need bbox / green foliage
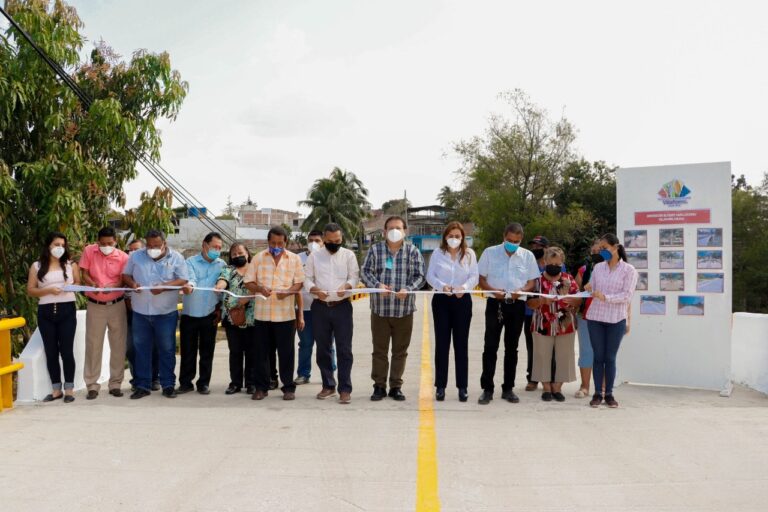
[381,198,411,215]
[299,167,371,244]
[123,187,176,245]
[0,0,187,353]
[731,174,768,312]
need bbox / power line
[0,5,236,244]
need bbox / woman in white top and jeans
[26,232,80,403]
[426,221,479,402]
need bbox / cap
[529,235,550,247]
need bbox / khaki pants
[532,332,576,383]
[85,301,128,391]
[370,312,414,389]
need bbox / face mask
[99,246,115,256]
[599,249,613,262]
[269,246,283,257]
[532,248,545,260]
[446,238,462,249]
[504,241,519,253]
[147,248,162,259]
[50,246,65,259]
[231,255,248,268]
[545,264,562,277]
[325,242,341,254]
[308,242,321,253]
[590,253,604,264]
[387,229,404,243]
[206,249,221,260]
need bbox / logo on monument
[657,179,691,207]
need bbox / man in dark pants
[477,223,540,405]
[244,226,305,401]
[178,232,226,395]
[304,223,360,404]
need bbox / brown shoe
[316,388,337,400]
[283,391,296,401]
[589,394,603,408]
[251,390,267,400]
[525,382,538,391]
[338,392,351,404]
[604,395,619,408]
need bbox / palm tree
[298,167,371,244]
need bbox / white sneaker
[294,376,310,385]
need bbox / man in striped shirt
[361,216,426,401]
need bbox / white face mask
[387,228,404,243]
[50,246,65,259]
[308,242,321,253]
[99,245,115,256]
[446,237,462,249]
[147,248,163,259]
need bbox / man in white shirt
[477,222,540,405]
[304,223,360,404]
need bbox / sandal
[574,388,589,398]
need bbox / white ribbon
[64,285,591,301]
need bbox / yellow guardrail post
[0,317,26,412]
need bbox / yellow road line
[416,296,440,511]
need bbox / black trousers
[432,294,471,389]
[224,322,255,388]
[524,315,535,384]
[37,302,77,388]
[480,298,525,392]
[179,313,218,388]
[253,320,296,393]
[311,300,354,393]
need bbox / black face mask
[231,256,248,268]
[590,253,604,264]
[325,242,341,254]
[545,264,562,277]
[532,248,545,260]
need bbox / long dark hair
[581,239,601,289]
[600,233,627,262]
[37,231,70,282]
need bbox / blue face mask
[504,241,519,253]
[206,249,220,260]
[269,246,283,257]
[599,249,612,262]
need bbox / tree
[451,89,577,250]
[381,198,411,215]
[217,195,238,220]
[731,173,768,312]
[122,187,176,246]
[0,0,187,351]
[298,167,371,248]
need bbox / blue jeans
[296,310,336,379]
[133,311,178,391]
[577,316,594,368]
[587,319,626,396]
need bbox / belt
[316,298,350,307]
[87,295,125,306]
[490,296,519,305]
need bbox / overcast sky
[18,1,768,214]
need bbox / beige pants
[532,332,576,383]
[85,300,128,391]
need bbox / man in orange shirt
[80,227,130,399]
[244,226,305,401]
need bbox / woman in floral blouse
[525,247,579,402]
[216,243,257,395]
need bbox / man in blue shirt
[178,232,226,395]
[122,230,189,399]
[477,223,540,405]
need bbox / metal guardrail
[0,317,26,412]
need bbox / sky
[8,0,768,215]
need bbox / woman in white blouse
[426,222,479,402]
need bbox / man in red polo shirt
[80,226,130,399]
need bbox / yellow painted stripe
[416,296,440,511]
